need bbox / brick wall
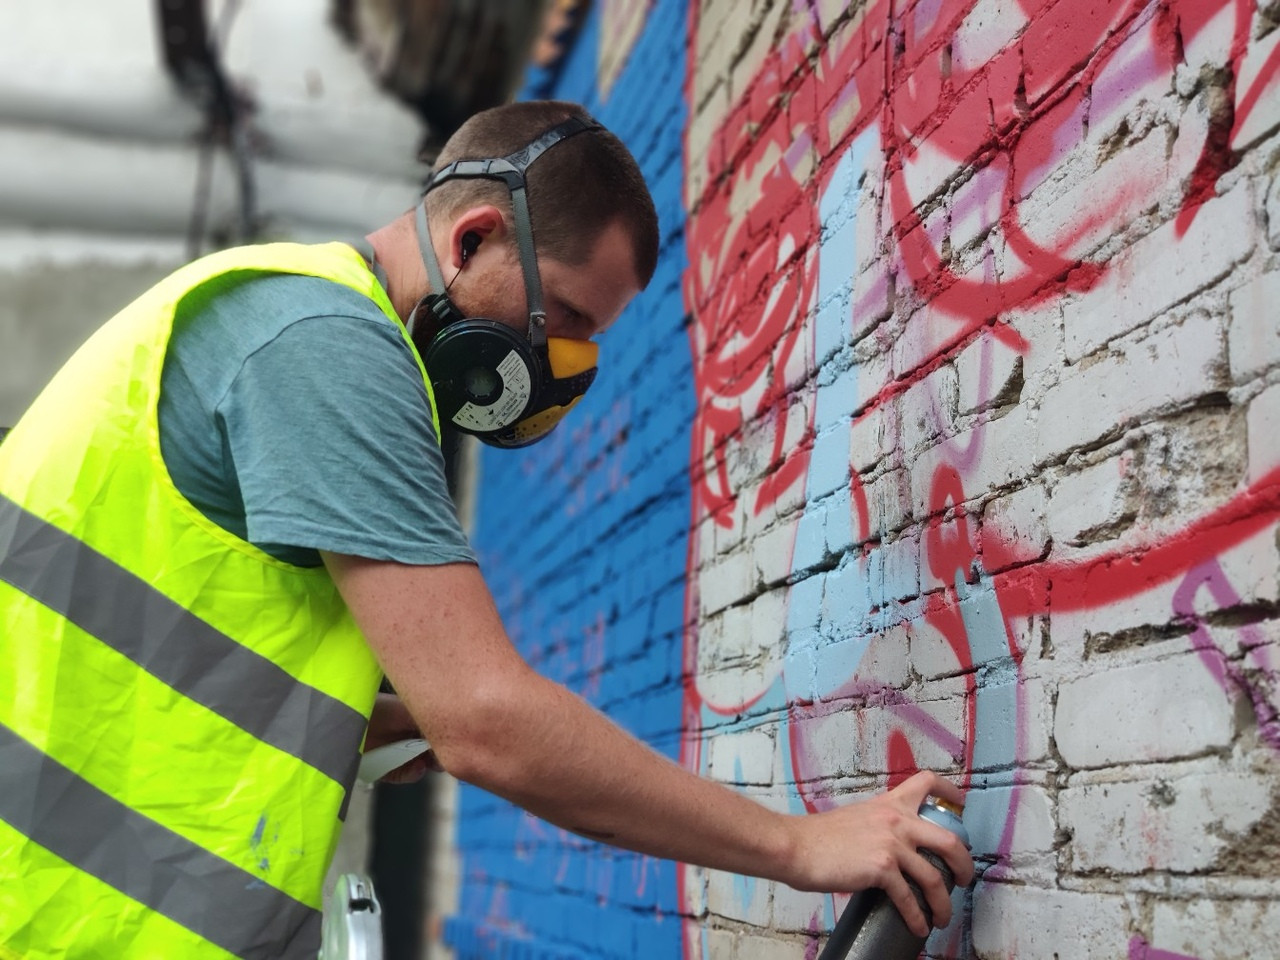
[450,1,1280,957]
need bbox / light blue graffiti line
[954,572,1020,785]
[784,130,879,705]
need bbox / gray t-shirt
[159,270,476,569]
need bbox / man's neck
[366,212,432,322]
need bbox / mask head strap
[417,116,602,349]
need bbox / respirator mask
[409,116,602,449]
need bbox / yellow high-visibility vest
[0,242,438,959]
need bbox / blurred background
[0,0,552,432]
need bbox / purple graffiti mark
[1130,934,1202,960]
[1172,559,1280,750]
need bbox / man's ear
[447,205,508,270]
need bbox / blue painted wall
[446,3,691,957]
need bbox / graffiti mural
[682,0,1280,955]
[450,0,1278,955]
[447,1,692,957]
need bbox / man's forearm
[448,665,800,885]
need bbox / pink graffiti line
[1130,935,1202,960]
[1172,559,1280,750]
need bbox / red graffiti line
[682,0,1273,528]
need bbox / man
[0,100,972,959]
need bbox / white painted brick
[910,407,1039,518]
[1167,71,1216,184]
[683,861,709,921]
[851,341,894,417]
[1085,5,1172,143]
[1151,897,1280,960]
[1037,310,1224,462]
[849,404,891,473]
[767,883,825,935]
[706,728,776,786]
[753,519,798,587]
[861,467,912,541]
[950,0,1027,71]
[856,681,968,774]
[1060,766,1273,874]
[879,530,920,602]
[1023,125,1171,256]
[697,600,784,712]
[1054,653,1235,767]
[1181,2,1235,76]
[852,621,912,690]
[950,153,1008,254]
[1061,185,1254,362]
[1049,572,1187,664]
[1047,448,1139,547]
[749,588,787,659]
[726,0,791,109]
[853,173,883,276]
[898,365,958,455]
[703,925,736,960]
[909,607,968,680]
[1247,381,1280,486]
[1231,23,1280,148]
[1228,270,1280,381]
[899,136,960,217]
[955,330,1022,416]
[794,707,867,778]
[850,258,893,339]
[1268,171,1280,251]
[700,547,756,617]
[893,302,959,389]
[972,884,1130,959]
[1215,525,1280,607]
[980,482,1050,572]
[1005,299,1063,397]
[823,559,871,637]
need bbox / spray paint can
[816,796,970,960]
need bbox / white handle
[357,738,430,784]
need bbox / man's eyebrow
[556,296,598,331]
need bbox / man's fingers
[902,849,953,929]
[380,756,429,785]
[881,871,931,939]
[916,819,975,887]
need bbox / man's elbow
[426,678,541,791]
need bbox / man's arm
[323,554,973,936]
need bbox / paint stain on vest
[250,814,278,872]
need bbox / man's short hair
[426,100,659,288]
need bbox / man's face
[449,218,641,343]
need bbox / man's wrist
[760,810,803,889]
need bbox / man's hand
[363,692,443,784]
[782,771,974,937]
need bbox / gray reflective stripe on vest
[0,722,321,959]
[0,493,365,800]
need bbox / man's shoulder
[175,270,402,363]
[205,270,389,327]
